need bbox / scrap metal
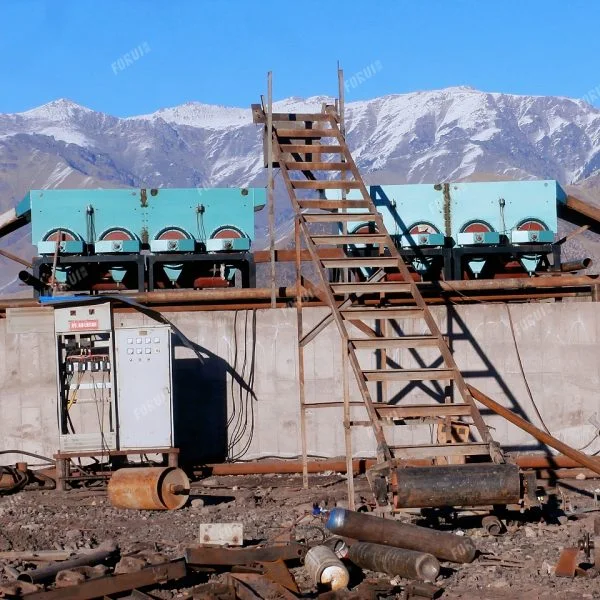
[184,543,307,566]
[20,559,186,600]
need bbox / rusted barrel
[304,545,349,591]
[326,508,476,563]
[107,467,189,510]
[348,542,440,581]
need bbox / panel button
[136,348,142,354]
[145,337,151,344]
[145,348,151,354]
[154,348,160,353]
[153,337,160,343]
[136,338,142,344]
[127,348,134,355]
[127,338,133,344]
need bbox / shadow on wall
[172,311,258,466]
[445,305,547,454]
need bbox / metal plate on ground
[199,522,244,546]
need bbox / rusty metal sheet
[229,573,298,600]
[185,543,307,566]
[555,547,579,577]
[22,559,186,600]
[259,559,299,593]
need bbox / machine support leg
[137,256,146,293]
[55,458,67,492]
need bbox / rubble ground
[1,472,600,598]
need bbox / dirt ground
[1,472,600,598]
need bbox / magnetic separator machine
[0,187,266,296]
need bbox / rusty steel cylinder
[326,508,476,564]
[392,463,521,509]
[107,467,190,510]
[348,542,440,582]
[304,545,349,591]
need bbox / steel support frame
[147,252,255,291]
[451,243,560,280]
[33,254,146,297]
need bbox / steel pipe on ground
[17,542,117,584]
[326,508,476,564]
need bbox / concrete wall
[1,301,599,463]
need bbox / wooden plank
[253,248,344,263]
[350,336,438,349]
[279,144,343,153]
[311,234,387,244]
[390,443,491,458]
[296,199,371,209]
[375,404,472,419]
[276,128,339,138]
[270,112,337,122]
[341,307,424,320]
[286,162,351,170]
[321,256,398,268]
[331,282,412,294]
[291,180,361,189]
[303,212,377,222]
[363,368,455,381]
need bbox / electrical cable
[505,305,552,435]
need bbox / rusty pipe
[325,508,476,564]
[560,258,592,272]
[525,468,599,480]
[482,515,504,536]
[515,455,600,469]
[348,542,440,582]
[392,464,521,508]
[17,541,117,584]
[201,458,379,476]
[468,385,600,477]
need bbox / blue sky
[1,0,599,116]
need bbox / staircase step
[297,199,371,210]
[271,113,336,122]
[350,336,438,349]
[375,403,472,419]
[286,162,351,171]
[363,368,456,382]
[390,443,491,459]
[331,282,412,294]
[311,234,388,245]
[276,128,339,138]
[280,144,343,154]
[292,180,361,190]
[303,212,378,223]
[321,257,398,268]
[341,307,424,320]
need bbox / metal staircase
[252,98,503,505]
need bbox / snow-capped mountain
[1,86,600,293]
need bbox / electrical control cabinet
[114,326,173,449]
[55,303,174,453]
